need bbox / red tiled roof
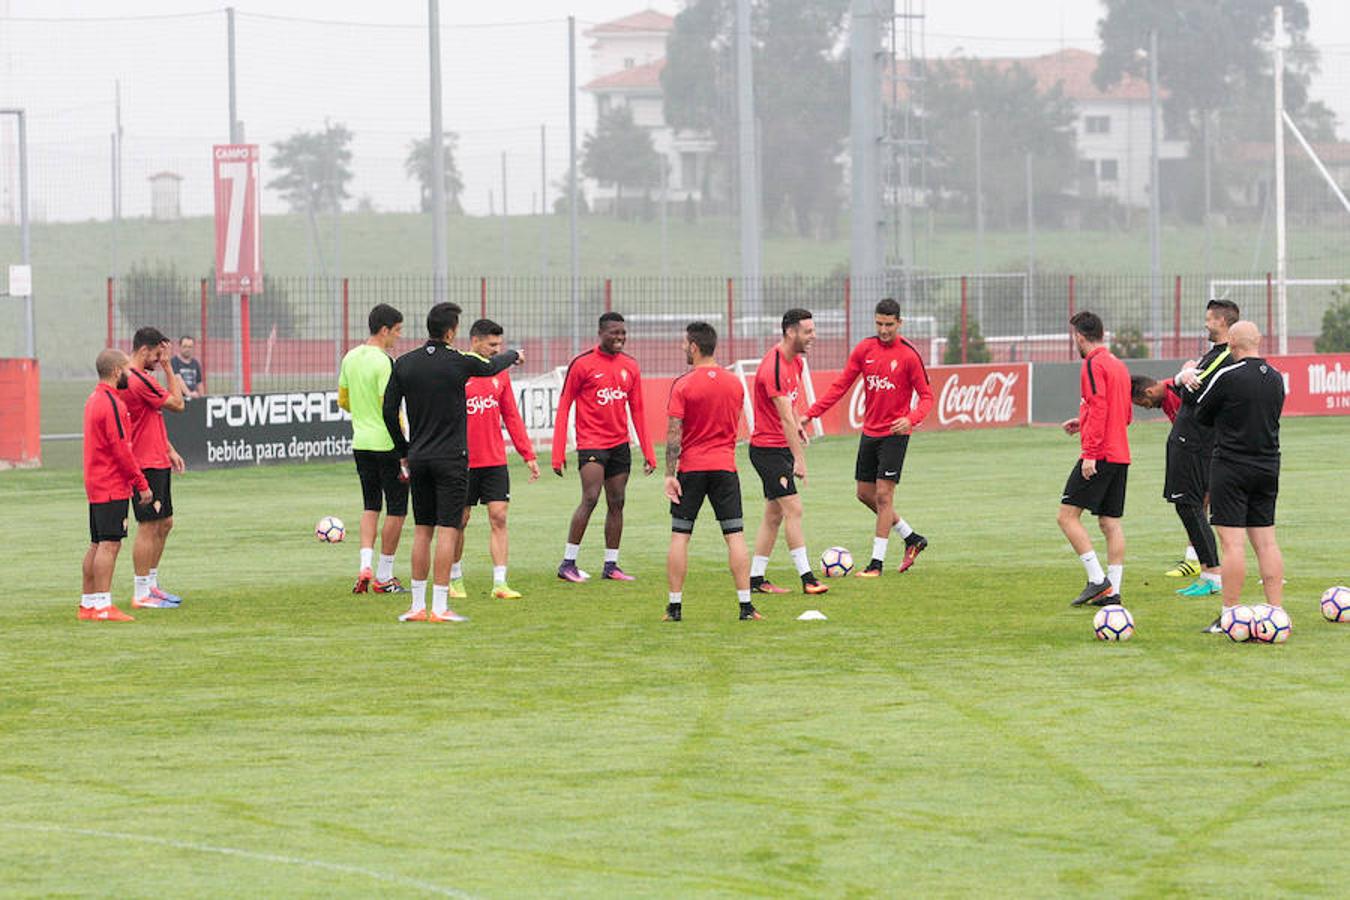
[889,48,1160,104]
[585,57,666,92]
[1231,141,1350,164]
[586,9,675,36]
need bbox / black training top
[382,340,519,462]
[1193,356,1284,469]
[1170,342,1230,452]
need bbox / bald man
[1192,321,1286,633]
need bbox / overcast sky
[3,0,1349,221]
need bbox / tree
[1315,285,1350,353]
[662,0,849,237]
[925,60,1078,227]
[404,135,465,214]
[581,106,660,218]
[267,121,354,215]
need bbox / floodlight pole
[568,15,580,357]
[1273,5,1289,355]
[429,0,448,303]
[735,0,762,325]
[227,7,245,392]
[1147,28,1162,359]
[1,108,33,358]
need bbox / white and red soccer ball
[820,546,853,577]
[315,516,345,543]
[1320,586,1350,623]
[1219,605,1256,643]
[1093,604,1134,641]
[1250,603,1292,644]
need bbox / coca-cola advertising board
[1270,353,1350,416]
[803,362,1032,434]
[212,144,263,295]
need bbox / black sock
[867,558,884,569]
[749,575,764,588]
[904,532,925,547]
[801,571,817,584]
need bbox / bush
[942,316,991,364]
[1314,285,1350,352]
[1111,326,1149,359]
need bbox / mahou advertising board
[1272,354,1350,416]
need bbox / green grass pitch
[2,420,1348,895]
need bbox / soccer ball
[1093,604,1134,641]
[820,546,854,577]
[315,516,345,543]
[1250,604,1292,644]
[1320,586,1350,622]
[1219,605,1256,643]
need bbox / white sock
[432,584,450,615]
[1107,564,1123,596]
[1184,545,1199,562]
[450,562,463,581]
[94,592,112,610]
[750,555,769,578]
[360,547,374,571]
[408,580,427,613]
[893,518,914,539]
[668,591,682,606]
[148,568,159,589]
[80,593,94,608]
[737,589,751,605]
[789,546,811,576]
[376,554,395,582]
[564,542,580,562]
[1080,550,1106,584]
[872,536,889,563]
[1201,571,1222,585]
[134,574,152,600]
[493,565,507,586]
[604,548,619,564]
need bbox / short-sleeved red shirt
[119,366,171,469]
[465,371,536,469]
[750,346,804,448]
[667,365,744,472]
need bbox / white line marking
[0,822,473,898]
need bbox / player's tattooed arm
[665,418,682,477]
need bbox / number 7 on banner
[213,144,263,295]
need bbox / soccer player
[338,303,408,594]
[550,311,656,582]
[1058,311,1132,608]
[1193,321,1285,633]
[663,322,757,621]
[803,297,933,577]
[121,327,186,609]
[747,308,827,595]
[382,302,522,623]
[170,335,206,398]
[81,349,154,621]
[449,319,540,600]
[1160,298,1238,596]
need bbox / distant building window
[1079,159,1097,179]
[1085,115,1111,134]
[624,57,635,69]
[597,95,611,116]
[680,152,698,190]
[1100,159,1119,181]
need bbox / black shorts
[577,443,631,479]
[409,457,469,528]
[1061,460,1129,518]
[749,445,797,499]
[89,499,130,543]
[855,434,910,484]
[670,470,744,534]
[354,449,409,517]
[1163,438,1210,506]
[467,465,511,505]
[133,468,173,522]
[1209,458,1279,528]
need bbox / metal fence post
[240,294,252,393]
[726,278,735,361]
[106,277,115,349]
[1173,275,1181,358]
[1067,274,1076,361]
[200,278,209,373]
[960,275,968,365]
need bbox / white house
[148,171,183,221]
[582,9,715,212]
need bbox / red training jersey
[119,365,172,469]
[1079,345,1132,463]
[84,382,150,503]
[1161,378,1181,423]
[806,336,934,437]
[667,365,744,472]
[550,346,655,470]
[465,371,536,469]
[750,345,805,448]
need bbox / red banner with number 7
[213,144,263,295]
